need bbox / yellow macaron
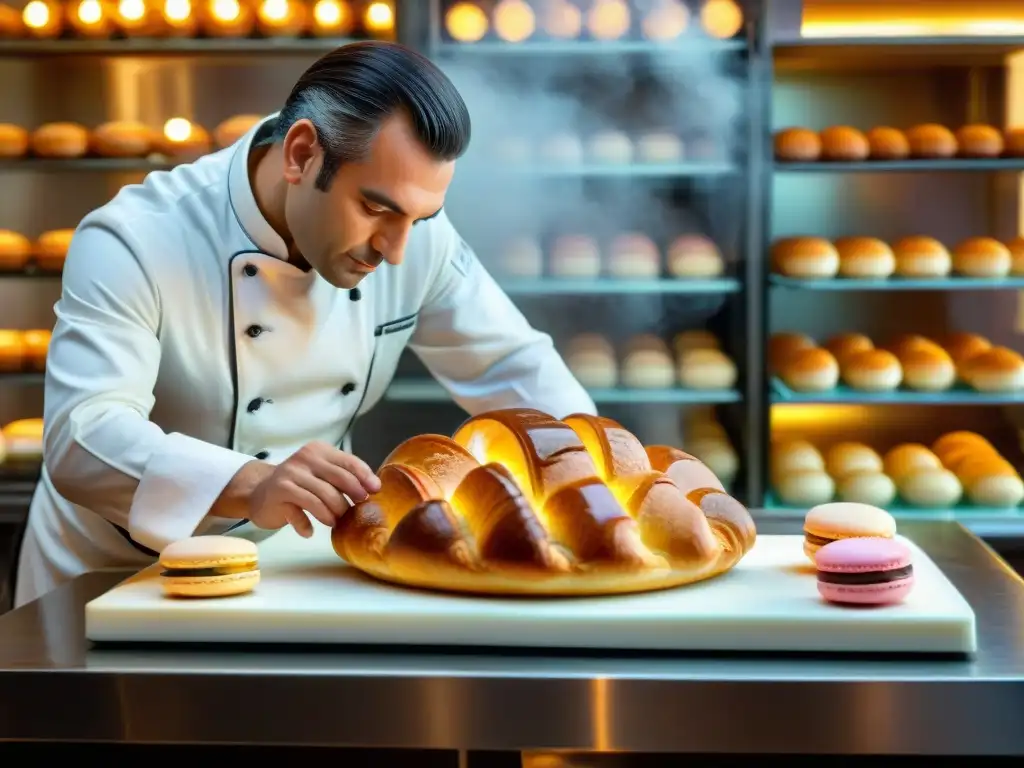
[802,501,897,562]
[159,535,260,598]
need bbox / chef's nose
[372,222,412,267]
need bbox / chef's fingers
[312,459,376,502]
[280,480,335,530]
[325,450,381,493]
[298,472,350,520]
[284,504,314,539]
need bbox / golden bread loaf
[866,127,909,160]
[819,126,869,161]
[955,124,1003,158]
[773,127,821,162]
[331,408,756,596]
[905,124,957,158]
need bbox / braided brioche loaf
[332,408,756,596]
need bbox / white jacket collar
[228,112,290,261]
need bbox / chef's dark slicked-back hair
[273,40,472,191]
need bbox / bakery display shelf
[774,158,1024,173]
[384,379,741,405]
[0,157,177,173]
[761,492,1024,528]
[775,36,1024,49]
[770,378,1023,405]
[0,372,44,384]
[0,36,357,58]
[433,39,747,57]
[0,266,61,278]
[768,274,1024,291]
[504,162,737,178]
[500,277,741,295]
[0,461,41,485]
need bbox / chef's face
[281,114,455,289]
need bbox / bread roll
[623,333,669,355]
[499,236,544,278]
[835,236,895,278]
[771,439,825,478]
[824,333,873,367]
[883,443,942,483]
[866,126,909,160]
[0,230,31,271]
[774,128,821,162]
[636,131,684,163]
[779,347,840,392]
[952,237,1011,278]
[90,121,154,158]
[1006,237,1024,276]
[331,409,756,595]
[677,349,736,390]
[932,431,995,464]
[941,332,991,367]
[567,346,617,389]
[775,470,835,506]
[1006,127,1024,158]
[549,235,601,278]
[824,442,883,480]
[30,122,89,158]
[683,408,727,442]
[622,346,675,389]
[567,332,614,357]
[34,229,73,272]
[0,124,29,159]
[541,133,584,165]
[841,349,902,391]
[667,235,724,278]
[884,333,941,358]
[0,330,25,371]
[2,418,43,462]
[672,330,719,357]
[771,237,839,279]
[769,332,816,373]
[586,130,633,164]
[22,329,50,371]
[157,122,211,158]
[819,126,869,161]
[214,114,263,148]
[955,456,1024,507]
[607,233,660,279]
[955,124,1003,158]
[899,345,956,391]
[905,124,957,158]
[837,471,897,507]
[687,439,739,486]
[960,347,1024,392]
[892,236,951,277]
[897,468,962,508]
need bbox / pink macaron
[814,536,914,606]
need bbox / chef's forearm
[209,459,275,519]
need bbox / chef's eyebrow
[361,188,443,223]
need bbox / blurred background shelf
[384,380,742,405]
[0,373,44,385]
[770,379,1024,405]
[0,158,178,173]
[773,159,1024,173]
[432,39,748,56]
[0,267,61,278]
[500,278,741,296]
[0,37,359,58]
[501,163,738,178]
[769,275,1024,291]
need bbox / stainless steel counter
[1,519,1023,755]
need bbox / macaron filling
[804,531,837,548]
[161,561,258,579]
[816,563,913,585]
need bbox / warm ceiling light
[641,0,688,41]
[164,117,193,142]
[445,1,488,43]
[540,0,582,39]
[211,0,240,21]
[259,0,288,21]
[163,0,190,21]
[586,0,630,41]
[700,0,742,39]
[22,0,50,27]
[118,0,146,21]
[494,0,535,43]
[77,0,103,23]
[363,0,393,31]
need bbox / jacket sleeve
[43,224,253,552]
[409,213,597,419]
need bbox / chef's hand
[247,442,381,538]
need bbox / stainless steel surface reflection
[1,520,1023,754]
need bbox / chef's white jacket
[14,114,595,608]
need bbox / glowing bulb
[540,0,581,39]
[260,0,287,21]
[211,0,239,21]
[164,118,192,142]
[363,1,392,31]
[493,0,535,43]
[586,0,630,41]
[22,0,50,27]
[77,0,103,24]
[118,0,146,20]
[313,0,338,24]
[700,0,742,39]
[164,0,190,21]
[445,1,487,43]
[642,0,688,41]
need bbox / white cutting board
[85,526,977,654]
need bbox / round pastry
[836,471,897,507]
[802,501,897,561]
[635,131,684,163]
[332,410,757,596]
[672,330,719,356]
[883,443,942,482]
[775,470,835,508]
[540,133,584,165]
[824,333,874,367]
[955,124,1003,158]
[824,442,883,480]
[1006,127,1024,158]
[932,430,995,464]
[586,130,633,164]
[499,236,544,278]
[955,457,1024,508]
[779,347,840,392]
[684,408,728,442]
[952,237,1011,278]
[771,439,825,478]
[815,537,914,606]
[2,418,43,462]
[940,443,1001,476]
[1006,237,1024,276]
[157,121,211,158]
[566,344,617,389]
[769,331,816,373]
[0,330,25,372]
[0,124,29,159]
[941,332,991,368]
[841,349,902,392]
[0,229,32,272]
[905,124,957,158]
[607,233,660,279]
[549,235,601,278]
[623,333,669,355]
[898,345,956,392]
[897,468,962,508]
[159,536,260,599]
[819,126,870,161]
[774,127,821,162]
[90,121,154,158]
[866,126,909,160]
[34,229,74,272]
[834,236,895,279]
[891,236,952,278]
[677,349,737,390]
[667,235,724,278]
[687,439,739,487]
[884,333,941,358]
[960,346,1024,392]
[30,122,89,158]
[22,329,50,371]
[771,237,839,279]
[622,347,676,389]
[214,114,264,148]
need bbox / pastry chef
[14,42,595,607]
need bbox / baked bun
[955,124,1003,158]
[565,334,617,389]
[774,127,821,162]
[771,439,826,478]
[769,331,816,373]
[549,235,601,278]
[30,122,89,158]
[779,347,840,392]
[157,122,211,158]
[587,130,633,164]
[636,131,684,163]
[2,418,43,462]
[941,332,991,367]
[499,236,544,278]
[672,330,719,356]
[0,230,32,271]
[0,330,25,372]
[90,121,154,158]
[866,127,909,160]
[819,126,869,161]
[824,442,883,480]
[834,236,895,278]
[953,455,1024,508]
[214,114,263,148]
[892,236,951,277]
[1006,127,1024,158]
[952,237,1011,278]
[897,468,962,508]
[883,333,941,358]
[898,345,956,391]
[677,348,737,390]
[0,124,29,159]
[541,133,584,165]
[774,470,835,507]
[34,229,73,272]
[824,333,873,367]
[960,346,1024,392]
[667,235,724,278]
[331,409,757,596]
[22,329,50,371]
[836,471,897,507]
[622,341,675,389]
[771,237,839,279]
[607,233,660,279]
[1006,237,1024,276]
[841,349,902,391]
[932,430,996,469]
[883,443,942,482]
[905,124,957,158]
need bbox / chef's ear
[281,119,319,184]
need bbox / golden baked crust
[331,408,756,596]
